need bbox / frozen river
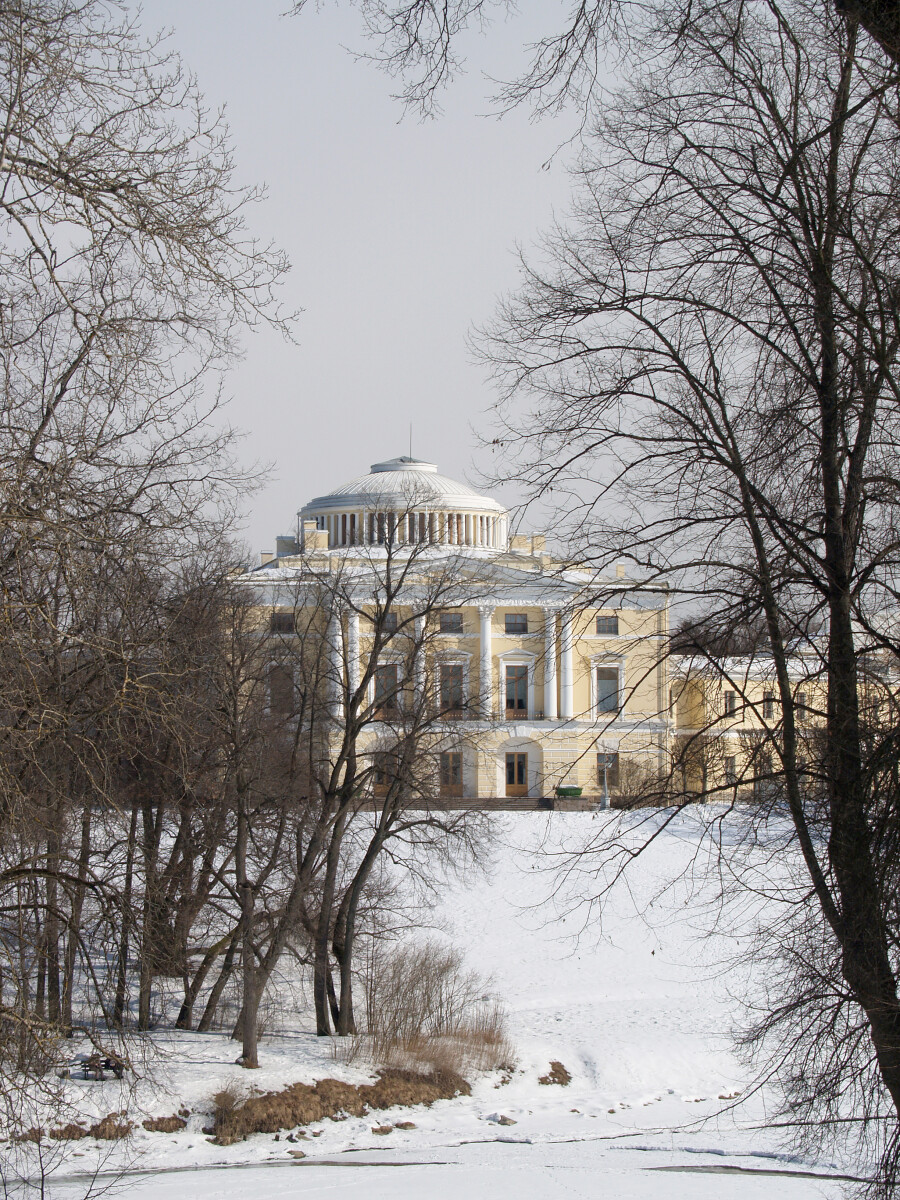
[51,1139,850,1199]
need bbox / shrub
[365,940,516,1075]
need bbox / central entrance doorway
[505,752,528,796]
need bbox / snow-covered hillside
[39,812,855,1198]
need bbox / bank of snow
[29,811,854,1197]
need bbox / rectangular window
[505,665,528,715]
[596,615,619,635]
[596,752,620,790]
[373,751,395,795]
[440,663,465,713]
[505,612,528,635]
[268,664,294,714]
[796,691,808,724]
[374,663,400,711]
[269,612,294,634]
[596,667,620,714]
[724,690,737,716]
[381,611,398,633]
[440,751,462,797]
[725,755,737,783]
[754,751,773,798]
[440,612,463,634]
[762,692,775,719]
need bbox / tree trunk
[45,818,61,1024]
[333,826,390,1036]
[198,929,240,1033]
[313,809,347,1036]
[176,928,236,1031]
[237,973,263,1068]
[61,800,91,1033]
[113,806,139,1029]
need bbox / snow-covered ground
[27,812,857,1198]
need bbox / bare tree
[284,514,490,1041]
[291,0,900,114]
[0,0,288,1166]
[468,0,900,1190]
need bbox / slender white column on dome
[478,605,494,717]
[560,610,574,720]
[544,608,558,721]
[347,609,360,699]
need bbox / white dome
[298,456,507,551]
[301,456,504,515]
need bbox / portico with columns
[251,454,671,802]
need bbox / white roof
[300,456,506,515]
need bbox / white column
[327,609,343,719]
[544,608,558,721]
[413,615,426,702]
[560,610,574,720]
[478,605,494,718]
[347,609,360,698]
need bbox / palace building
[248,455,675,804]
[248,454,824,804]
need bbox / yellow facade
[249,454,827,805]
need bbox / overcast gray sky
[138,1,583,555]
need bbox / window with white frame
[724,689,738,716]
[374,663,400,712]
[440,663,465,713]
[596,667,620,714]
[596,614,619,635]
[505,664,528,715]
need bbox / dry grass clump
[89,1113,133,1140]
[366,941,516,1077]
[209,1068,469,1146]
[141,1114,187,1133]
[538,1061,572,1086]
[48,1123,89,1140]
